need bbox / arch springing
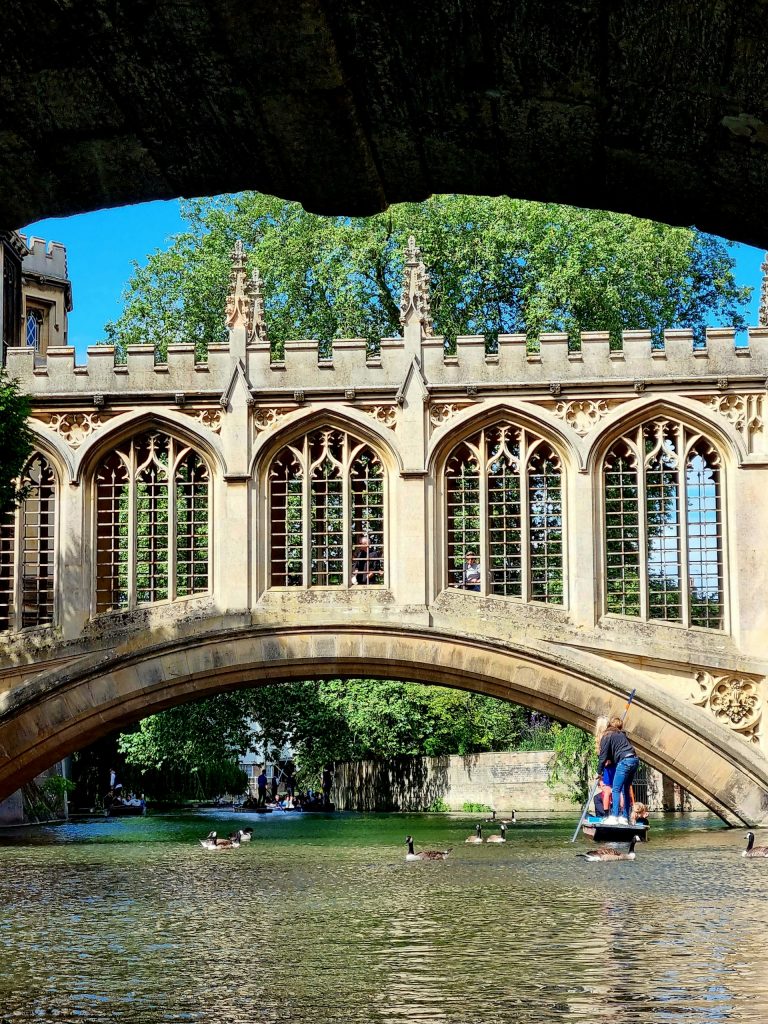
[94,430,210,614]
[269,429,385,588]
[445,423,564,603]
[603,419,724,630]
[0,453,57,632]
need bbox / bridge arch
[1,621,766,825]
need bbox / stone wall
[333,750,570,813]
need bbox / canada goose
[578,835,640,862]
[405,835,452,861]
[742,832,768,857]
[485,809,517,825]
[238,827,253,842]
[486,823,508,844]
[199,830,240,851]
[466,824,484,844]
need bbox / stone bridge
[2,239,768,824]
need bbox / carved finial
[244,267,269,343]
[226,239,248,329]
[760,253,768,327]
[399,234,433,336]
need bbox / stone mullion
[343,434,351,587]
[478,428,489,597]
[637,428,650,621]
[302,436,311,589]
[10,500,21,633]
[678,423,691,629]
[167,441,178,603]
[127,440,137,610]
[520,430,531,604]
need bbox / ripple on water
[0,813,766,1023]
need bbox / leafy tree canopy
[0,371,32,517]
[105,193,750,359]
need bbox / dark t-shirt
[257,773,268,790]
[597,730,636,775]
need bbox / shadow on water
[0,811,765,1023]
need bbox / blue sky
[21,199,767,360]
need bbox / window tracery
[93,430,210,614]
[0,453,57,631]
[269,429,385,588]
[445,423,564,603]
[603,419,724,630]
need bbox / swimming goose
[465,824,484,844]
[486,823,508,844]
[578,835,640,862]
[405,836,452,861]
[199,830,240,851]
[742,832,768,857]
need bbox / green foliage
[104,194,749,361]
[461,801,493,813]
[426,797,450,812]
[546,724,596,805]
[0,371,32,517]
[41,775,76,800]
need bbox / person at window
[596,716,640,824]
[352,534,382,585]
[461,551,481,592]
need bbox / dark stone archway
[4,2,768,245]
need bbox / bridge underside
[5,2,768,245]
[1,620,767,826]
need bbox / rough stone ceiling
[3,1,768,246]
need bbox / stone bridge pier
[1,238,768,824]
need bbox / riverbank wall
[332,750,702,814]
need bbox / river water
[0,810,766,1023]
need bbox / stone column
[568,467,598,629]
[58,477,89,640]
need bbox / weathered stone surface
[5,3,768,243]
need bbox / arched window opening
[269,429,386,588]
[602,420,724,630]
[444,423,565,604]
[0,453,57,632]
[94,430,210,614]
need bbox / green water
[0,811,766,1022]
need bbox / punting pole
[570,688,636,843]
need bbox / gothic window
[269,428,385,588]
[94,430,210,614]
[602,420,724,630]
[444,423,564,603]
[0,453,57,632]
[25,309,42,350]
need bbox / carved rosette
[691,670,763,744]
[253,407,293,435]
[429,403,470,428]
[554,399,609,435]
[181,408,223,434]
[361,405,398,429]
[42,412,106,447]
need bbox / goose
[465,824,484,844]
[199,830,240,851]
[742,832,768,858]
[238,827,254,842]
[578,835,640,862]
[486,823,508,844]
[405,835,452,861]
[485,809,516,825]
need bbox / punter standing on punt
[596,716,639,824]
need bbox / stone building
[0,237,767,825]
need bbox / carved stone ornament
[429,403,470,427]
[691,670,763,744]
[361,404,398,428]
[554,398,609,435]
[633,379,646,394]
[182,408,223,434]
[253,407,293,434]
[399,235,434,336]
[705,393,765,455]
[717,377,729,391]
[549,382,562,397]
[226,239,248,329]
[345,389,356,401]
[43,412,106,447]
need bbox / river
[0,810,765,1022]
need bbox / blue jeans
[611,756,638,817]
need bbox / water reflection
[0,813,766,1022]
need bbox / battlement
[19,235,69,283]
[8,326,768,403]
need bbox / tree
[0,370,32,517]
[104,194,750,360]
